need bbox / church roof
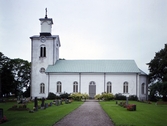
[45,60,141,73]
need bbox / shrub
[70,93,89,101]
[115,93,126,100]
[95,93,114,101]
[129,95,138,101]
[12,104,17,109]
[47,92,56,100]
[82,93,89,101]
[95,94,102,100]
[102,93,114,101]
[60,92,70,99]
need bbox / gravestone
[21,95,23,101]
[34,97,38,111]
[17,96,20,103]
[41,97,45,107]
[59,100,62,105]
[50,102,52,106]
[45,103,48,108]
[56,100,59,106]
[65,99,69,104]
[0,108,3,119]
[17,96,20,101]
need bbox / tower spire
[45,8,48,18]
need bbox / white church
[30,13,148,100]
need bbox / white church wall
[47,73,139,98]
[31,37,58,98]
[106,74,137,96]
[49,73,80,94]
[139,75,148,100]
[80,73,105,95]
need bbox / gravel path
[54,100,114,126]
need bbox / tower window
[123,82,128,93]
[40,83,45,93]
[73,81,78,93]
[40,45,46,57]
[57,81,62,93]
[107,82,112,93]
[40,67,45,73]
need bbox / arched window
[123,82,128,93]
[57,81,62,93]
[40,83,45,93]
[73,81,78,93]
[90,81,95,85]
[107,82,112,93]
[40,67,45,73]
[40,45,46,57]
[142,83,145,94]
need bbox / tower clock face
[40,36,46,42]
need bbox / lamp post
[126,93,129,105]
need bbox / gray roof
[139,69,147,75]
[45,60,141,73]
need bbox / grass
[0,100,83,126]
[99,100,167,126]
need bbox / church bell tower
[30,9,61,98]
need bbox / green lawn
[0,100,83,126]
[99,101,167,126]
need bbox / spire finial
[45,8,48,18]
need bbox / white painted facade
[30,15,148,100]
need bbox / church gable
[45,60,141,73]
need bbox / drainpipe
[104,73,106,92]
[79,73,81,93]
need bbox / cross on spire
[45,8,48,18]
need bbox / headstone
[17,96,20,101]
[45,103,48,108]
[34,97,38,111]
[56,100,59,106]
[59,100,62,105]
[50,102,52,106]
[65,99,69,104]
[0,108,3,119]
[21,95,23,101]
[41,97,45,107]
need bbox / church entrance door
[89,81,96,98]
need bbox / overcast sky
[0,0,167,74]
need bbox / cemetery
[0,94,166,126]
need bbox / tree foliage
[0,52,31,97]
[147,44,167,101]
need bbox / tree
[1,63,15,97]
[0,52,31,97]
[10,58,31,96]
[0,52,13,97]
[147,44,167,101]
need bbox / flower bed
[127,104,136,111]
[157,101,167,105]
[8,104,29,111]
[0,116,7,124]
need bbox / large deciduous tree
[147,44,167,101]
[10,58,31,96]
[0,52,31,97]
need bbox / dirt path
[54,100,114,126]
